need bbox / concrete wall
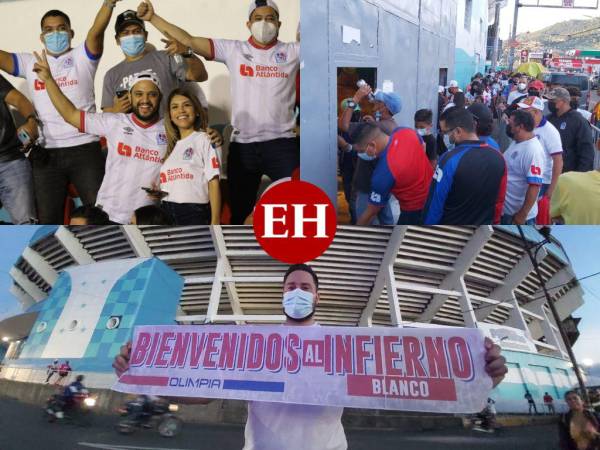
[0,0,300,126]
[453,0,488,89]
[301,0,457,203]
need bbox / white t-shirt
[210,38,299,143]
[80,112,167,224]
[507,90,527,106]
[14,43,100,148]
[577,108,592,122]
[533,118,563,185]
[503,136,545,219]
[244,401,346,450]
[160,131,221,205]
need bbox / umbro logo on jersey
[123,127,134,135]
[242,53,254,61]
[157,133,168,145]
[183,147,194,161]
[240,64,255,77]
[275,52,287,63]
[34,79,46,91]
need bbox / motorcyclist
[60,375,88,416]
[129,394,163,426]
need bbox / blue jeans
[500,214,536,225]
[162,201,210,225]
[355,191,400,225]
[0,158,35,224]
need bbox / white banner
[477,323,537,353]
[113,325,493,413]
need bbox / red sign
[253,180,337,264]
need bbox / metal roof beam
[9,284,35,310]
[56,226,94,265]
[21,246,58,286]
[210,226,244,319]
[122,226,153,257]
[9,267,46,303]
[359,227,408,327]
[419,226,494,323]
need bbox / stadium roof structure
[7,226,584,360]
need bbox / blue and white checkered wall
[16,257,183,373]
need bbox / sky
[0,226,598,364]
[499,0,600,40]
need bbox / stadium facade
[0,225,586,413]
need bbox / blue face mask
[44,31,70,55]
[283,288,315,320]
[443,134,455,151]
[358,152,377,161]
[120,34,146,57]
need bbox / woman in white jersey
[157,88,221,225]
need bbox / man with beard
[136,0,300,225]
[113,264,509,450]
[33,50,167,224]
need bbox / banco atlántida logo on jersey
[35,75,79,91]
[117,142,163,163]
[239,63,290,79]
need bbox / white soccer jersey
[160,131,221,205]
[79,112,167,224]
[503,137,545,220]
[209,37,299,143]
[533,118,563,185]
[14,43,100,148]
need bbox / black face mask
[548,101,558,114]
[528,89,540,97]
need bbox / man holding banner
[113,264,508,450]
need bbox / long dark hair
[164,88,208,158]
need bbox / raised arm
[137,0,213,59]
[0,50,15,75]
[33,51,80,129]
[161,33,208,82]
[86,0,123,57]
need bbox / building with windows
[0,225,586,413]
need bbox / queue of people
[0,0,299,225]
[337,70,600,225]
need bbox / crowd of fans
[338,70,600,225]
[0,0,299,225]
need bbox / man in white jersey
[33,53,167,224]
[136,0,300,224]
[0,2,121,224]
[113,264,509,450]
[517,96,563,199]
[501,110,545,225]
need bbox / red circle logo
[253,180,337,264]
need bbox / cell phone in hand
[142,187,168,199]
[116,89,128,99]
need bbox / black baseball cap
[115,10,145,34]
[467,103,493,125]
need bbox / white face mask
[251,20,278,45]
[416,127,431,137]
[283,288,315,320]
[518,83,527,91]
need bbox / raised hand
[161,32,186,56]
[137,0,155,21]
[32,50,52,82]
[207,127,224,148]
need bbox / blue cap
[373,91,402,115]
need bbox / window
[464,0,472,31]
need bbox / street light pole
[491,1,502,71]
[517,226,590,406]
[507,0,520,71]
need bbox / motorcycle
[470,408,497,434]
[116,397,182,437]
[44,390,96,426]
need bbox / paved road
[0,396,561,450]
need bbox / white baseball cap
[517,96,545,111]
[130,70,162,92]
[249,0,279,18]
[447,80,459,88]
[438,85,445,93]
